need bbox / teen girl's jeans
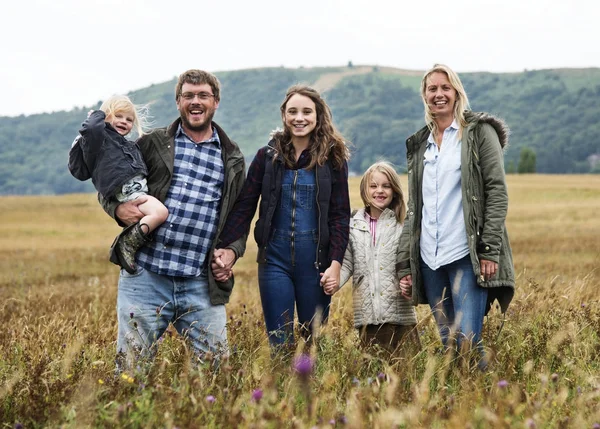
[116,267,228,369]
[420,255,488,351]
[258,168,331,346]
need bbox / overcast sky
[2,0,598,116]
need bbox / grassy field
[1,175,599,428]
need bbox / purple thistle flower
[14,424,23,429]
[497,380,509,388]
[526,418,536,429]
[329,418,336,425]
[252,389,263,402]
[593,424,600,429]
[294,354,314,377]
[551,373,559,383]
[206,395,216,404]
[130,312,134,319]
[377,372,386,380]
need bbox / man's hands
[211,248,237,282]
[115,197,148,226]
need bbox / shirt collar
[176,123,221,147]
[427,118,460,146]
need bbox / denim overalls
[257,168,331,345]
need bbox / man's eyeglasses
[180,92,215,101]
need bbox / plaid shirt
[137,125,224,277]
[219,145,350,263]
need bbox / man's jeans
[116,267,227,368]
[420,255,488,351]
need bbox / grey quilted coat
[340,208,418,328]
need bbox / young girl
[324,162,420,355]
[213,85,351,348]
[68,95,168,274]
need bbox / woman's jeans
[258,168,330,347]
[258,230,330,346]
[420,255,488,352]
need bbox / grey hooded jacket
[397,111,515,314]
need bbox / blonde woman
[398,64,515,369]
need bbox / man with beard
[100,69,246,370]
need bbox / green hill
[1,65,599,195]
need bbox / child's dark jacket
[68,110,147,199]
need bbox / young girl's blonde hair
[359,161,406,223]
[100,94,151,137]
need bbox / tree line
[0,66,598,195]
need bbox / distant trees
[518,147,537,174]
[1,67,600,195]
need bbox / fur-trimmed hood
[464,111,510,149]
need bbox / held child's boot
[109,222,151,274]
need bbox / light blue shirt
[420,119,469,270]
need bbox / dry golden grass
[0,174,599,428]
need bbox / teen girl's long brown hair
[271,85,350,170]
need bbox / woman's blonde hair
[271,85,350,170]
[420,64,470,137]
[100,94,151,137]
[359,161,406,223]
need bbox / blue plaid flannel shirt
[137,125,224,277]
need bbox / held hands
[399,274,412,300]
[321,261,342,296]
[115,196,148,226]
[479,259,498,282]
[211,248,237,282]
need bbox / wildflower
[593,424,600,429]
[206,395,216,404]
[329,418,336,425]
[14,423,23,429]
[98,379,104,385]
[551,373,559,383]
[526,418,536,429]
[352,377,360,386]
[497,380,509,388]
[121,373,134,383]
[294,354,314,377]
[130,312,134,319]
[377,372,386,381]
[339,415,348,424]
[252,389,263,402]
